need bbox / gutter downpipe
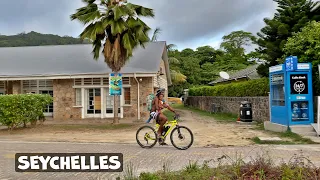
[134,73,140,120]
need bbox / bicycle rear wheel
[136,125,158,148]
[170,126,193,150]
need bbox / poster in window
[109,73,122,95]
[290,74,308,94]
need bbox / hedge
[189,78,269,97]
[0,94,53,130]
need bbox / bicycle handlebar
[173,114,180,120]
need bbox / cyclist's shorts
[150,112,158,120]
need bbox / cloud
[0,0,83,36]
[0,0,277,50]
[130,0,277,49]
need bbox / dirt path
[178,110,274,147]
[0,109,275,147]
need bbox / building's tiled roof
[208,64,260,85]
[0,41,166,77]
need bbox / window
[74,78,82,86]
[123,77,130,85]
[0,81,5,89]
[75,88,82,106]
[124,88,131,105]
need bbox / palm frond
[166,44,177,51]
[126,3,155,17]
[171,70,187,84]
[70,3,100,25]
[151,27,161,42]
[72,1,154,72]
[168,57,180,64]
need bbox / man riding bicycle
[150,88,178,145]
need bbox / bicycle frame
[138,115,193,150]
[155,119,179,138]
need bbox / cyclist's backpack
[147,93,155,111]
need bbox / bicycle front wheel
[136,125,158,148]
[170,126,193,150]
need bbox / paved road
[1,140,320,180]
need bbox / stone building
[0,41,171,121]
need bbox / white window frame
[21,80,54,117]
[75,88,82,106]
[22,80,53,93]
[73,77,130,119]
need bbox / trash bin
[239,101,252,122]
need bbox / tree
[283,21,320,95]
[256,0,320,76]
[166,44,177,51]
[151,27,161,42]
[71,0,154,124]
[150,28,187,84]
[220,30,256,57]
[0,31,89,47]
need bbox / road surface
[1,140,320,180]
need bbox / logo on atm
[293,81,305,93]
[290,74,308,94]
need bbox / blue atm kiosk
[269,56,314,126]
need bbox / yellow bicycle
[136,115,194,150]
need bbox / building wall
[53,79,82,120]
[2,76,165,121]
[153,59,168,101]
[123,77,153,120]
[12,81,21,94]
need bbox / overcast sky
[0,0,278,50]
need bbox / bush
[189,78,269,97]
[137,152,320,180]
[0,94,53,130]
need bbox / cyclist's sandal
[158,137,168,145]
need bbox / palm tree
[151,27,161,42]
[166,44,177,51]
[150,29,186,84]
[71,0,154,124]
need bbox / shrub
[0,94,53,130]
[189,78,269,97]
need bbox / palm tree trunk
[112,72,120,124]
[113,95,119,124]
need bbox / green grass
[170,104,238,122]
[252,137,295,145]
[162,109,176,121]
[252,126,318,145]
[279,130,317,144]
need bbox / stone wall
[123,77,153,120]
[53,79,81,120]
[186,96,320,123]
[185,96,270,122]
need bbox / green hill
[0,31,90,47]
